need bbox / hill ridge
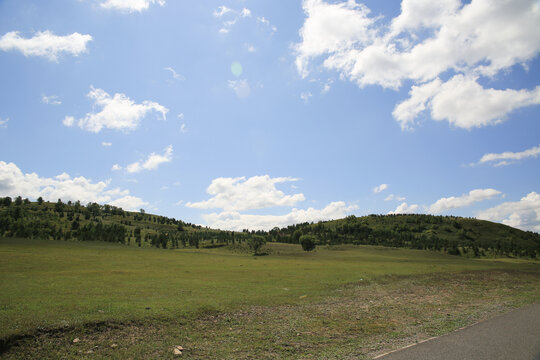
[0,196,538,258]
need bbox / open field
[1,238,539,359]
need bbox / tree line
[0,196,538,258]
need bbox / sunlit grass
[2,238,537,342]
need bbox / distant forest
[0,196,539,258]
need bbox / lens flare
[231,61,243,77]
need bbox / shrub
[247,235,266,255]
[299,234,317,251]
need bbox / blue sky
[0,0,539,231]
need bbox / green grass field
[1,238,539,359]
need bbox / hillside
[0,196,539,258]
[271,214,540,258]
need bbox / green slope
[272,214,540,258]
[0,196,539,258]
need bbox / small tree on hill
[300,234,317,251]
[247,235,266,255]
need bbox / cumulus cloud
[0,31,92,61]
[99,0,165,13]
[202,201,358,231]
[108,195,148,210]
[294,0,540,129]
[41,94,61,105]
[477,192,540,232]
[228,79,251,98]
[476,144,540,167]
[393,76,540,129]
[0,161,147,211]
[111,164,122,171]
[68,86,168,133]
[180,123,187,133]
[102,142,112,147]
[373,183,388,193]
[388,202,419,214]
[124,145,173,173]
[429,188,501,213]
[186,175,305,211]
[0,117,8,128]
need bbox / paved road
[375,303,540,360]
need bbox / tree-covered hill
[0,196,539,258]
[270,214,540,258]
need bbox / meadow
[1,238,539,359]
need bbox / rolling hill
[0,196,538,258]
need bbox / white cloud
[257,17,277,33]
[477,144,540,167]
[99,0,165,13]
[111,164,122,171]
[390,0,461,34]
[202,201,358,231]
[429,188,501,213]
[477,192,540,232]
[177,113,184,120]
[373,183,388,193]
[186,175,306,211]
[213,5,232,17]
[257,17,270,25]
[0,117,8,128]
[240,8,252,18]
[215,6,251,33]
[180,123,187,133]
[41,94,61,105]
[245,43,256,52]
[62,116,74,127]
[294,0,540,129]
[108,195,149,210]
[393,76,540,130]
[300,91,312,103]
[385,194,406,202]
[102,142,112,147]
[124,145,173,173]
[294,0,375,78]
[215,6,275,34]
[0,161,147,211]
[0,31,92,61]
[228,79,251,98]
[164,66,184,81]
[321,79,333,94]
[70,86,168,133]
[388,202,419,214]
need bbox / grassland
[1,238,539,359]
